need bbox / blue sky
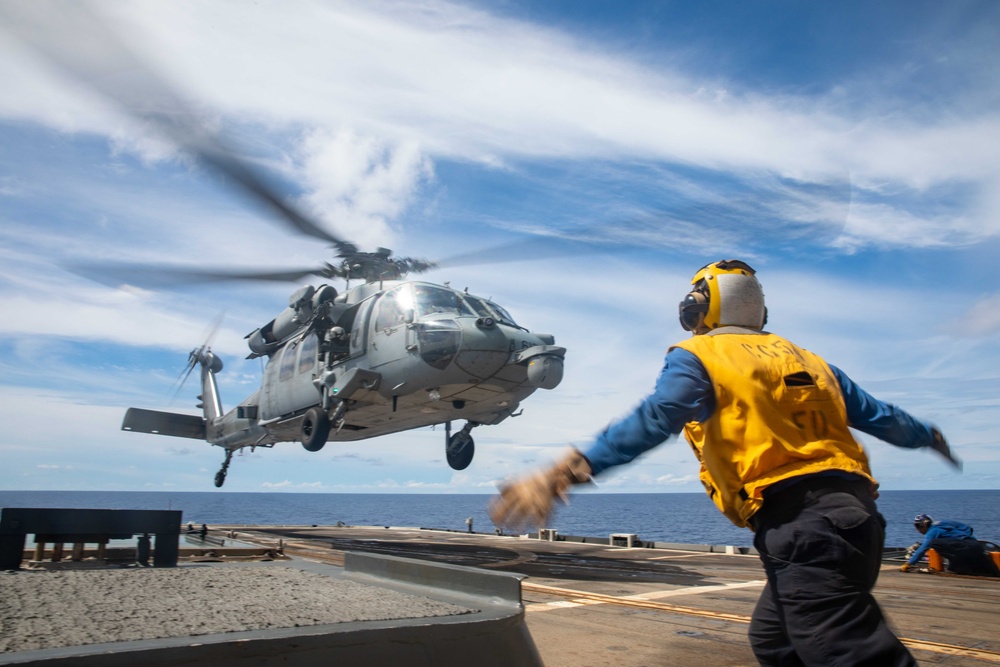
[1,0,998,494]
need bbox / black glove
[930,428,962,470]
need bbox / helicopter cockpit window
[297,333,318,374]
[462,295,494,319]
[486,300,519,328]
[413,285,474,319]
[374,285,414,331]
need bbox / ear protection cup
[678,289,709,331]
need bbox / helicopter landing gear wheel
[445,421,477,470]
[446,434,475,470]
[301,406,330,452]
[215,450,233,488]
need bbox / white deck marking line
[525,581,765,613]
[626,580,766,600]
[525,599,602,613]
[647,552,721,560]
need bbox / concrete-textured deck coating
[0,563,473,654]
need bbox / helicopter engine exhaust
[246,285,339,358]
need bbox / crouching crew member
[904,514,999,577]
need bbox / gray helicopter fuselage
[122,279,565,486]
[216,280,564,446]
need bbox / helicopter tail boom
[198,351,224,424]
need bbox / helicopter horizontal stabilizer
[122,408,207,440]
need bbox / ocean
[1,489,998,549]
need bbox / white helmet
[678,259,767,332]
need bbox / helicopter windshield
[486,300,518,327]
[412,284,474,319]
[462,295,493,319]
[373,284,475,330]
[464,294,520,328]
[374,285,413,330]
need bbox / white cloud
[2,0,997,251]
[298,127,433,249]
[964,293,1000,337]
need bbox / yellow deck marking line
[525,580,765,613]
[522,582,1000,662]
[523,582,750,622]
[900,638,1000,662]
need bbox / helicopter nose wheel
[301,406,331,452]
[445,421,477,470]
[214,450,234,488]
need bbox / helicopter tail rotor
[170,312,225,406]
[169,352,200,406]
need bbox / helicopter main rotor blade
[2,2,356,255]
[69,262,344,288]
[180,142,357,256]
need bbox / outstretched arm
[583,348,713,475]
[489,348,713,531]
[829,365,961,469]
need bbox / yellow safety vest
[671,327,876,528]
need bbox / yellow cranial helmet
[678,259,767,332]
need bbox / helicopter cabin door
[261,333,322,418]
[368,285,417,389]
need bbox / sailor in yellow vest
[490,259,960,667]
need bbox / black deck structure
[0,507,182,569]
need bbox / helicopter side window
[374,286,414,331]
[297,334,318,374]
[279,341,298,381]
[413,285,474,318]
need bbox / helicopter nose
[451,320,510,379]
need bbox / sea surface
[1,489,998,549]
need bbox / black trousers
[748,476,915,667]
[928,538,1000,577]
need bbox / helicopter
[0,3,570,487]
[122,246,566,487]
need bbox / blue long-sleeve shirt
[907,520,976,565]
[582,347,937,477]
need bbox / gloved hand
[930,428,962,470]
[900,563,911,572]
[489,448,593,531]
